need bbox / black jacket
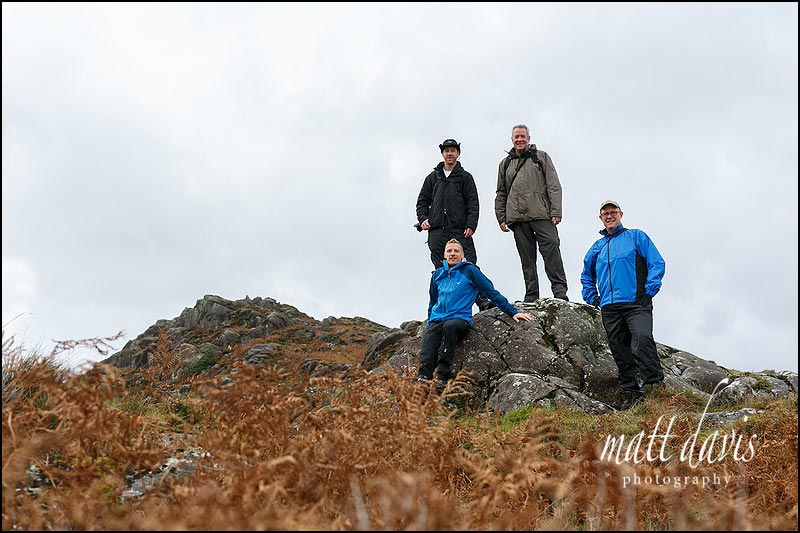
[416,162,479,231]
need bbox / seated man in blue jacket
[418,239,532,387]
[581,200,666,410]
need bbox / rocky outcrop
[102,295,391,381]
[712,373,796,406]
[371,298,798,414]
[103,294,797,416]
[102,295,310,370]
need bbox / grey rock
[776,371,798,394]
[661,349,730,394]
[400,320,423,335]
[164,327,188,343]
[702,407,763,426]
[361,328,407,370]
[176,343,200,364]
[265,312,292,332]
[247,326,266,339]
[755,374,790,396]
[198,343,222,358]
[242,309,266,327]
[488,373,613,415]
[300,359,351,377]
[712,377,758,405]
[175,295,237,329]
[373,299,759,414]
[244,343,281,364]
[699,407,764,426]
[217,329,241,348]
[488,373,557,413]
[121,451,206,501]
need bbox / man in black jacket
[416,139,493,311]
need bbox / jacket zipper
[441,268,453,314]
[605,235,615,304]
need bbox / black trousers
[510,219,568,301]
[418,319,470,381]
[601,301,664,395]
[427,227,477,267]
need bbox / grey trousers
[510,219,568,301]
[601,301,665,395]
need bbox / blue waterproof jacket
[428,261,518,324]
[581,225,665,308]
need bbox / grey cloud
[2,3,796,372]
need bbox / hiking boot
[625,394,645,408]
[611,392,645,411]
[435,378,448,394]
[554,294,569,302]
[476,296,495,311]
[644,380,666,394]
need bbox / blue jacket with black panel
[428,260,518,324]
[581,225,666,308]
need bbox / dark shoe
[476,294,496,311]
[477,299,495,311]
[643,380,667,394]
[626,394,645,408]
[611,392,645,411]
[435,378,448,394]
[554,294,569,302]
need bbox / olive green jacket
[494,146,563,224]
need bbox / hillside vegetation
[2,329,797,530]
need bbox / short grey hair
[511,124,530,137]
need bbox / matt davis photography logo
[599,378,758,489]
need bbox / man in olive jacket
[494,124,569,302]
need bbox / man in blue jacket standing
[581,200,666,409]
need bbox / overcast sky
[3,3,797,373]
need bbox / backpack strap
[503,156,526,194]
[530,145,546,177]
[502,144,546,193]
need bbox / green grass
[499,406,535,431]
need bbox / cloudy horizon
[3,3,797,373]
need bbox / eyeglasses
[600,210,620,218]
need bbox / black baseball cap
[439,139,461,152]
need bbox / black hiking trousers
[427,227,477,267]
[601,301,664,395]
[510,219,568,301]
[418,319,470,381]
